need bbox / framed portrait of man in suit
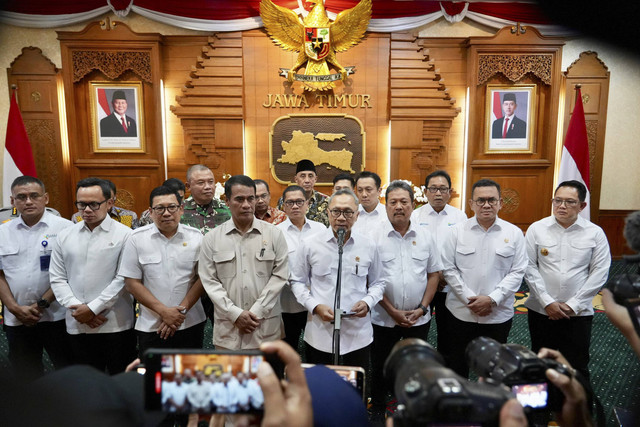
[485,85,536,153]
[90,81,145,153]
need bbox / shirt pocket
[411,249,430,276]
[212,251,237,279]
[0,242,19,270]
[495,245,516,270]
[139,253,163,279]
[569,240,596,267]
[255,250,275,278]
[312,263,332,280]
[455,245,477,269]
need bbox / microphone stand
[332,228,346,365]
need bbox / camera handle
[332,229,346,365]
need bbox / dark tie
[502,117,510,138]
[121,117,128,133]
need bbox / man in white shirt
[525,180,611,381]
[352,171,387,234]
[290,188,386,369]
[277,185,326,352]
[199,175,288,350]
[411,170,467,360]
[370,180,442,410]
[187,371,212,413]
[332,173,355,193]
[0,176,73,380]
[120,185,206,356]
[441,179,527,377]
[50,177,135,374]
[165,373,190,413]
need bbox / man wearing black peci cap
[100,90,138,138]
[491,92,526,139]
[277,159,329,226]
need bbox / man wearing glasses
[290,188,386,370]
[440,178,527,377]
[411,170,467,360]
[50,177,136,374]
[276,185,326,351]
[119,186,206,356]
[524,180,610,381]
[0,176,73,380]
[253,179,287,225]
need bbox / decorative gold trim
[269,113,365,185]
[478,54,552,85]
[484,84,537,154]
[89,81,146,153]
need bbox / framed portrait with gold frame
[485,84,536,154]
[89,81,145,153]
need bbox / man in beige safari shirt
[198,175,288,349]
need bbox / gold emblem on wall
[270,114,365,184]
[260,0,371,91]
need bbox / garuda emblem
[260,0,372,91]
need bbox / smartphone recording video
[144,349,282,414]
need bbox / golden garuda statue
[260,0,372,91]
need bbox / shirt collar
[82,214,113,232]
[550,214,586,230]
[425,203,453,216]
[16,210,50,229]
[151,222,184,239]
[469,215,502,231]
[225,217,261,235]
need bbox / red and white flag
[558,88,590,220]
[3,90,37,205]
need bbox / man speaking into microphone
[290,189,387,370]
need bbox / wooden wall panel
[598,210,636,260]
[7,47,72,218]
[58,21,165,217]
[465,27,564,227]
[242,31,390,198]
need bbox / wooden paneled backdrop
[7,19,627,252]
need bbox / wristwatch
[417,304,429,316]
[37,298,50,309]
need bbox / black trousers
[4,319,73,381]
[137,321,206,358]
[444,314,512,378]
[371,322,431,406]
[528,310,593,382]
[282,311,307,354]
[69,329,137,375]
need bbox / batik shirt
[180,196,231,234]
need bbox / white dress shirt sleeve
[441,224,476,303]
[289,242,318,313]
[524,226,556,308]
[565,228,611,314]
[49,232,83,308]
[362,244,385,310]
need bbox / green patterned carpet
[1,261,638,426]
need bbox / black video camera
[466,337,571,412]
[384,338,512,427]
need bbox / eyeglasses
[152,204,181,214]
[551,198,579,207]
[426,187,450,194]
[329,209,355,219]
[284,199,305,207]
[14,192,44,202]
[473,198,499,206]
[75,200,108,211]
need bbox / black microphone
[337,228,346,247]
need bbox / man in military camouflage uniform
[277,159,329,227]
[71,179,138,229]
[138,178,186,227]
[180,165,231,324]
[180,165,231,234]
